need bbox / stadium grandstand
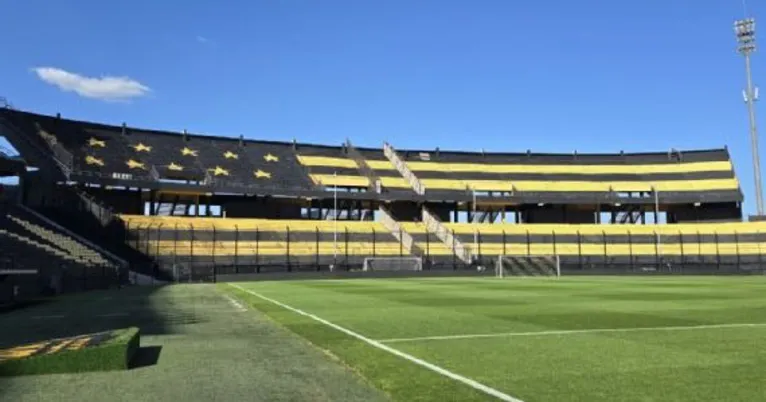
[0,105,761,286]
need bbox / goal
[496,255,560,278]
[362,257,423,272]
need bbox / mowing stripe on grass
[228,283,524,402]
[378,322,766,343]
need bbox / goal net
[362,257,423,272]
[496,255,560,278]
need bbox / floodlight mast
[735,18,764,216]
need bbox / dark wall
[521,205,595,224]
[424,202,452,221]
[668,202,742,223]
[224,197,302,219]
[85,188,144,214]
[386,201,421,221]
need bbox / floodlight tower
[735,18,764,215]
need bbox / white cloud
[31,67,150,101]
[196,35,210,44]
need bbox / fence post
[502,230,507,256]
[552,230,557,261]
[715,231,721,271]
[526,230,531,257]
[653,230,659,271]
[452,229,457,270]
[345,227,349,271]
[628,230,634,272]
[601,230,608,271]
[212,226,217,279]
[759,230,763,272]
[577,230,583,270]
[315,227,320,271]
[286,226,291,272]
[697,230,702,270]
[173,223,179,270]
[255,228,260,274]
[678,230,684,274]
[234,225,239,274]
[190,224,195,277]
[735,231,741,271]
[156,224,163,266]
[477,231,483,266]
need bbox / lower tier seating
[0,206,120,301]
[122,215,766,274]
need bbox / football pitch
[223,276,766,402]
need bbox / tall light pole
[735,18,764,215]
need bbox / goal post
[496,255,561,278]
[362,257,423,272]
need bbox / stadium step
[383,142,425,195]
[421,207,472,265]
[378,205,422,257]
[345,139,382,193]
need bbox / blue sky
[0,0,764,212]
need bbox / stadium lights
[735,18,764,215]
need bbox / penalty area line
[227,283,523,402]
[378,322,766,344]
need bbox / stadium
[2,104,766,401]
[2,6,766,402]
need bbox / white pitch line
[378,322,766,343]
[228,283,522,402]
[222,293,247,312]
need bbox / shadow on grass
[129,346,162,370]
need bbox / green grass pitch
[223,276,766,402]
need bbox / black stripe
[305,165,734,181]
[295,144,730,165]
[399,149,731,165]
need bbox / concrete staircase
[421,207,472,265]
[383,142,425,195]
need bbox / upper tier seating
[297,146,742,202]
[0,110,315,191]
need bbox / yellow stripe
[46,339,75,355]
[309,174,740,192]
[297,155,733,175]
[142,240,766,257]
[65,337,92,351]
[121,215,766,235]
